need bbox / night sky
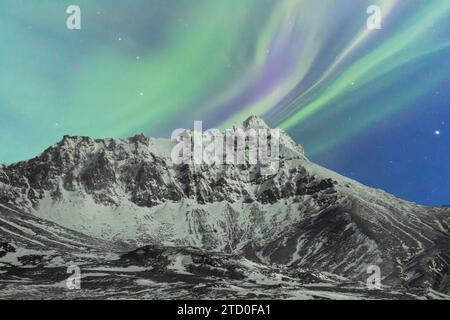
[0,0,449,206]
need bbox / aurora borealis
[0,0,449,205]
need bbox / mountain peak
[239,115,269,129]
[130,133,148,144]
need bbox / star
[434,130,441,135]
[118,37,122,41]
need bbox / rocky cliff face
[0,116,449,299]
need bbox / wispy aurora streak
[0,1,449,205]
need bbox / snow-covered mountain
[0,116,449,299]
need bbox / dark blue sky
[311,79,450,207]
